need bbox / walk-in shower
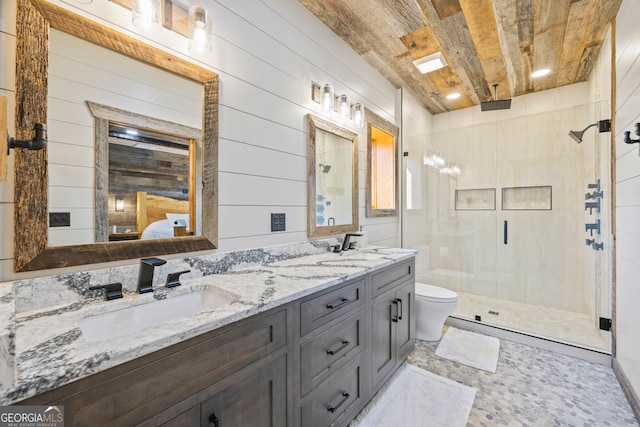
[403,101,612,352]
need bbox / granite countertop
[0,247,415,405]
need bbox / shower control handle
[503,220,508,245]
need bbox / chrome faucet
[342,233,363,251]
[137,257,166,294]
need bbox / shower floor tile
[454,291,609,351]
[409,329,639,426]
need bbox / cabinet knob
[208,412,219,427]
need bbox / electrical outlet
[271,213,286,232]
[49,212,71,227]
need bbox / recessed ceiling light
[413,52,448,74]
[531,68,551,78]
[446,92,461,100]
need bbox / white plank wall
[614,0,640,402]
[0,0,399,280]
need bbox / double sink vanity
[1,244,416,426]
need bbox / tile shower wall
[614,0,640,406]
[0,0,400,281]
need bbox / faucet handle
[166,270,191,288]
[89,282,123,301]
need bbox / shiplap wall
[614,0,640,402]
[0,0,399,281]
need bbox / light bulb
[322,84,334,111]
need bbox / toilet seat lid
[415,282,458,303]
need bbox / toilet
[415,282,458,341]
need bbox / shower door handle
[503,220,508,245]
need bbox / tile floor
[454,291,610,350]
[408,328,638,426]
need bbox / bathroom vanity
[4,248,415,427]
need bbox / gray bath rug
[350,364,476,427]
[435,327,500,373]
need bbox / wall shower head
[568,120,611,144]
[319,163,331,173]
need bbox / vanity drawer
[371,259,414,298]
[300,355,366,427]
[300,278,365,336]
[300,309,365,396]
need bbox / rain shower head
[568,120,611,143]
[319,163,331,173]
[481,84,511,111]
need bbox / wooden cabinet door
[159,406,200,427]
[200,354,287,427]
[394,280,415,362]
[371,292,395,389]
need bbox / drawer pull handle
[327,340,350,356]
[327,297,349,310]
[327,392,350,413]
[396,298,403,320]
[208,412,219,427]
[392,300,399,322]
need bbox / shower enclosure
[403,101,612,352]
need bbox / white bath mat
[350,364,476,427]
[435,327,500,373]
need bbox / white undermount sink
[79,288,237,342]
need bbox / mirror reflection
[315,129,353,227]
[106,124,194,241]
[307,114,358,238]
[365,109,399,217]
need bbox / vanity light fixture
[115,195,125,212]
[131,0,162,34]
[188,6,212,56]
[339,94,350,118]
[413,51,447,74]
[321,84,334,111]
[6,123,47,154]
[352,103,364,128]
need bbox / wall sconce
[6,123,47,155]
[188,6,212,56]
[624,123,640,155]
[115,195,125,212]
[568,119,611,143]
[131,0,162,34]
[352,104,364,128]
[321,84,334,111]
[339,94,350,118]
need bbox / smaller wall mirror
[365,109,399,217]
[307,114,358,238]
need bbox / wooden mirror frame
[365,108,399,218]
[13,0,218,272]
[306,114,359,238]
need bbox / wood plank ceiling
[299,0,622,115]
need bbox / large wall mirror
[307,114,358,238]
[365,109,399,218]
[13,0,218,272]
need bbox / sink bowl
[79,288,237,342]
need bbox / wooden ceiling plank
[459,0,510,99]
[431,0,462,20]
[516,0,534,95]
[373,0,428,37]
[557,0,596,86]
[415,0,488,103]
[492,0,525,96]
[532,0,571,92]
